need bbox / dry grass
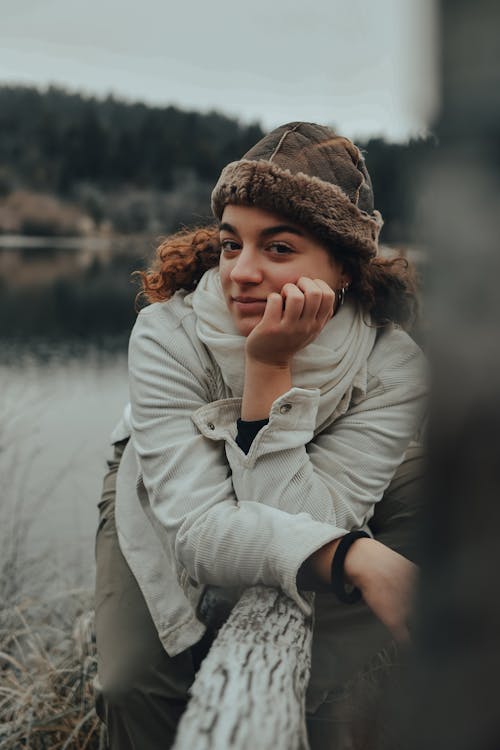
[0,377,106,748]
[0,590,105,750]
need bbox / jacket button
[279,404,292,414]
[207,422,216,430]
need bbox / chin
[234,317,259,337]
[237,323,255,337]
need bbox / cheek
[268,268,300,290]
[326,270,341,289]
[325,259,344,288]
[218,262,230,289]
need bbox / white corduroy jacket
[111,292,427,656]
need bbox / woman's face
[219,204,347,337]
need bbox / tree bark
[173,586,314,750]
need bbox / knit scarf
[187,268,377,432]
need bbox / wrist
[343,536,374,588]
[244,354,292,371]
[330,531,371,603]
[242,358,292,421]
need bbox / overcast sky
[1,0,438,141]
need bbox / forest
[0,85,436,240]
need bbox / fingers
[294,278,322,321]
[310,278,336,321]
[261,292,284,326]
[282,277,335,325]
[281,282,306,323]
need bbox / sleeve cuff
[192,387,320,456]
[272,515,346,615]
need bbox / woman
[94,122,427,749]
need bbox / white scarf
[187,268,377,432]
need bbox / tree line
[0,85,263,191]
[0,85,436,240]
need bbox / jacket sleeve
[193,328,428,532]
[128,306,344,613]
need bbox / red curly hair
[136,223,419,330]
[136,225,220,304]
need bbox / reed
[0,589,104,750]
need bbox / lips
[231,296,267,314]
[232,296,266,303]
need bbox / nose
[229,246,263,285]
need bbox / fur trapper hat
[211,121,383,258]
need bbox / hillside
[0,85,435,238]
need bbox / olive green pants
[95,441,423,750]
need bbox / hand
[245,277,335,367]
[345,538,418,643]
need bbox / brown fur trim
[211,159,383,258]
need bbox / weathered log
[172,585,314,750]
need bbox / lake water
[1,346,130,601]
[0,237,145,602]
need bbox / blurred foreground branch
[390,2,500,749]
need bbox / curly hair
[332,243,419,330]
[136,224,419,330]
[136,225,220,304]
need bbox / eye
[268,242,293,256]
[220,239,240,253]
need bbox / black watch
[330,530,370,604]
